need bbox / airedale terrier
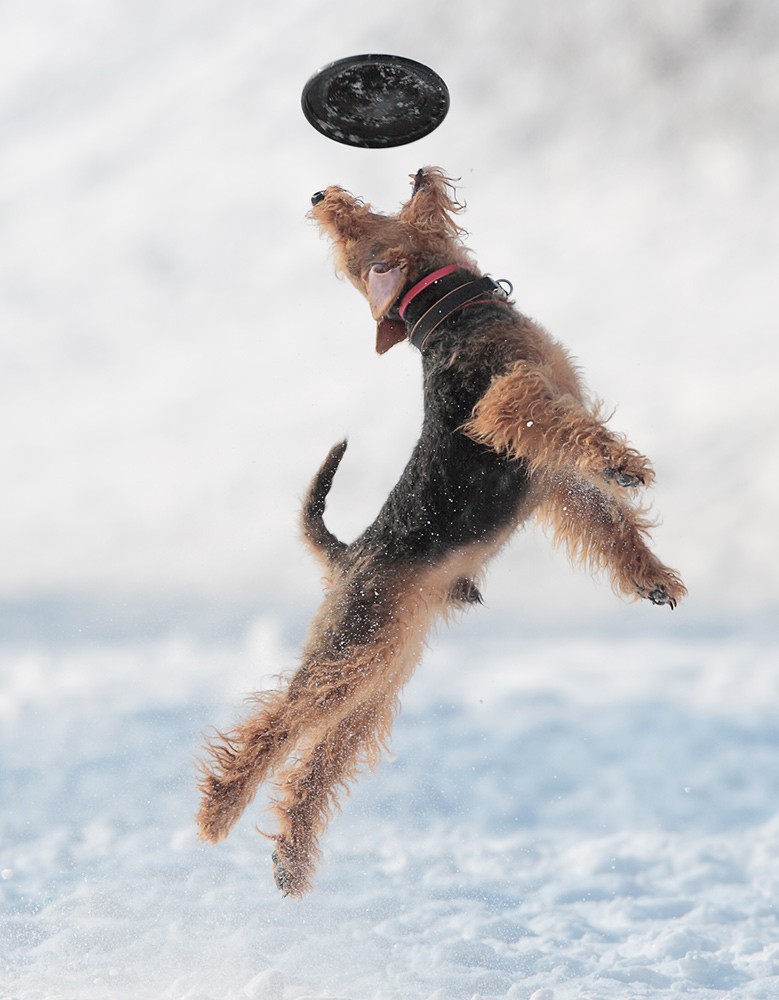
[197,167,685,897]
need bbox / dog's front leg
[535,471,687,608]
[462,361,654,488]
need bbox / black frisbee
[301,54,450,148]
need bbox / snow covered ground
[4,626,779,999]
[2,0,779,997]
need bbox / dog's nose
[311,191,326,206]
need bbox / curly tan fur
[196,167,685,897]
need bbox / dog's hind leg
[196,620,379,845]
[195,649,374,846]
[269,572,439,895]
[197,563,430,849]
[197,442,351,843]
[196,686,306,844]
[270,692,392,897]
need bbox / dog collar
[398,264,465,319]
[400,267,513,352]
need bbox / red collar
[406,274,510,352]
[398,264,469,320]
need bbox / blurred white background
[1,0,777,640]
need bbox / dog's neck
[398,265,508,353]
[398,264,469,320]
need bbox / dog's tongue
[367,265,408,354]
[367,264,406,320]
[375,318,407,354]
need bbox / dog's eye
[369,262,392,274]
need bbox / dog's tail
[301,440,349,568]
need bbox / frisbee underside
[301,55,450,149]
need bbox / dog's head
[309,168,473,353]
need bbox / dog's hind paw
[272,848,293,897]
[449,577,483,605]
[272,840,313,898]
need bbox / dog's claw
[272,849,292,897]
[311,190,326,206]
[449,577,483,605]
[638,585,677,609]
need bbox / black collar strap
[405,274,510,352]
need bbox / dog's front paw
[603,467,644,488]
[602,449,655,489]
[640,585,677,609]
[636,576,686,610]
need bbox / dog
[196,167,686,897]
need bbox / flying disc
[301,54,450,148]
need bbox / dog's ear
[375,318,407,354]
[402,168,468,245]
[367,264,407,321]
